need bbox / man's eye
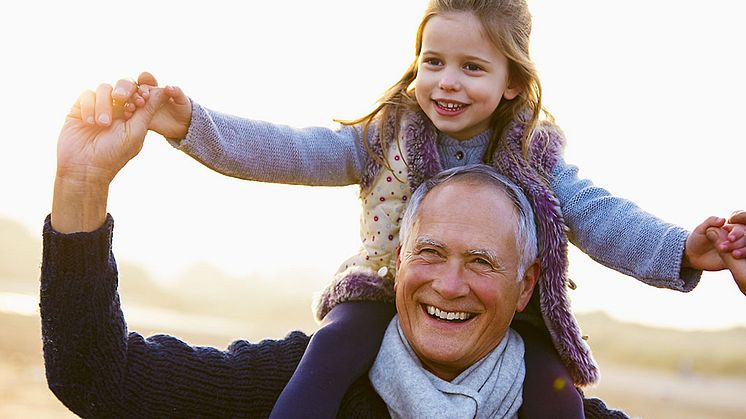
[471,258,494,269]
[419,248,443,260]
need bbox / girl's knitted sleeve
[550,158,700,291]
[40,215,311,418]
[170,101,369,186]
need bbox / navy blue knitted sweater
[39,215,625,418]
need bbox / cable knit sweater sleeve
[40,215,311,418]
[551,158,700,291]
[172,101,369,186]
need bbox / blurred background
[1,0,745,417]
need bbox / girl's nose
[438,71,461,91]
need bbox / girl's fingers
[79,90,96,125]
[165,85,188,105]
[94,84,114,126]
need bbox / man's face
[395,179,537,381]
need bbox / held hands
[704,217,746,296]
[684,211,746,295]
[111,72,192,140]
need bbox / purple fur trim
[360,114,398,191]
[530,121,566,176]
[314,268,396,321]
[494,117,599,386]
[402,112,442,191]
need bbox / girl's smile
[414,12,518,140]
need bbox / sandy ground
[585,362,746,419]
[3,347,745,418]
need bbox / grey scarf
[370,317,525,419]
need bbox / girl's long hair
[339,0,552,172]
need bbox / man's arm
[42,84,308,416]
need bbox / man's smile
[423,303,475,322]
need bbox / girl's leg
[512,320,584,419]
[269,301,395,419]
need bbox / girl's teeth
[437,101,464,110]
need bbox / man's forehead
[410,181,518,247]
[417,180,516,225]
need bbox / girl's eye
[423,58,443,66]
[464,63,483,72]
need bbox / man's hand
[51,84,171,233]
[706,225,746,296]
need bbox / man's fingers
[112,78,138,101]
[94,84,114,126]
[729,210,746,225]
[707,227,746,295]
[137,71,158,87]
[78,90,96,125]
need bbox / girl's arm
[174,101,368,186]
[41,216,308,417]
[113,73,369,187]
[551,158,698,290]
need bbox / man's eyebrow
[414,236,446,249]
[465,248,502,265]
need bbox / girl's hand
[706,226,746,296]
[684,216,728,271]
[110,71,192,140]
[684,211,746,271]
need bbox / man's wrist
[51,175,110,233]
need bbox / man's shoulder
[338,376,390,418]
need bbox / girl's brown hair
[340,0,552,171]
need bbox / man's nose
[431,262,469,299]
[438,69,461,91]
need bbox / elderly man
[43,88,744,418]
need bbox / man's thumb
[129,87,170,130]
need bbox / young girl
[106,0,746,417]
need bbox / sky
[1,0,745,331]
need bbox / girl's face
[414,12,518,140]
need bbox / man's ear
[516,260,540,312]
[394,244,402,291]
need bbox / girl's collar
[437,129,492,148]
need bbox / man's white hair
[399,164,538,281]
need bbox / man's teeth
[437,101,464,110]
[426,305,473,321]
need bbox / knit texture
[40,215,378,417]
[40,215,627,418]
